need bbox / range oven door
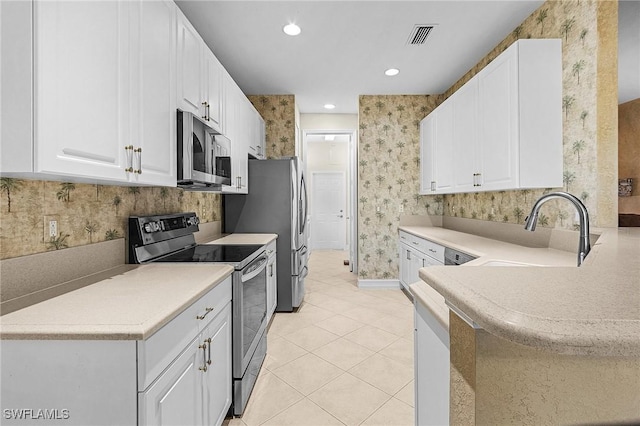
[232,253,268,378]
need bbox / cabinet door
[177,11,202,116]
[408,249,424,285]
[139,338,202,426]
[202,49,223,132]
[221,79,248,194]
[257,115,266,159]
[399,244,412,289]
[130,0,177,186]
[433,99,454,193]
[415,302,449,426]
[202,303,232,426]
[34,1,129,181]
[477,47,518,191]
[419,115,435,194]
[234,97,250,193]
[452,78,478,193]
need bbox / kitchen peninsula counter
[405,225,640,357]
[0,263,233,340]
[406,225,640,424]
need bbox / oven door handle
[241,255,268,283]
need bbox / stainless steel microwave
[177,110,232,190]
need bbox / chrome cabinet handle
[202,101,210,121]
[198,342,208,372]
[431,181,436,191]
[134,147,142,174]
[406,251,411,260]
[196,307,214,320]
[124,145,134,173]
[269,264,273,277]
[429,248,437,253]
[206,337,212,365]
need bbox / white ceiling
[176,1,640,114]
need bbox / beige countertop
[407,226,640,357]
[208,233,277,245]
[0,264,233,340]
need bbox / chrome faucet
[524,191,591,267]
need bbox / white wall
[301,114,358,130]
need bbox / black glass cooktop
[157,244,263,264]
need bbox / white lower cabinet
[415,300,450,426]
[398,231,444,291]
[0,277,233,426]
[140,301,232,426]
[140,337,202,426]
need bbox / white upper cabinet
[202,49,224,132]
[34,1,130,181]
[247,106,266,160]
[1,0,177,186]
[420,39,562,195]
[176,11,203,116]
[177,9,223,133]
[130,0,177,186]
[452,78,478,192]
[221,72,249,194]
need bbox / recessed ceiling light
[283,23,301,36]
[324,104,336,110]
[385,68,400,76]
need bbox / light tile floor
[225,250,415,426]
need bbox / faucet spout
[524,191,590,267]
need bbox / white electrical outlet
[376,206,380,212]
[399,204,404,213]
[49,220,58,238]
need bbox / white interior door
[311,172,346,250]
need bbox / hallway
[227,250,415,426]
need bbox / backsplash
[0,179,221,260]
[248,95,296,159]
[358,95,439,280]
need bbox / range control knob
[187,216,200,227]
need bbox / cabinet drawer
[421,239,445,263]
[137,276,232,391]
[399,231,445,263]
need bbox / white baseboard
[357,279,400,290]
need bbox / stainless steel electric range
[129,212,268,416]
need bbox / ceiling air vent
[407,25,435,45]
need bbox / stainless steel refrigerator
[224,157,308,311]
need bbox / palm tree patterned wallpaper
[358,95,440,280]
[357,0,617,280]
[440,0,616,230]
[248,95,296,159]
[0,179,221,259]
